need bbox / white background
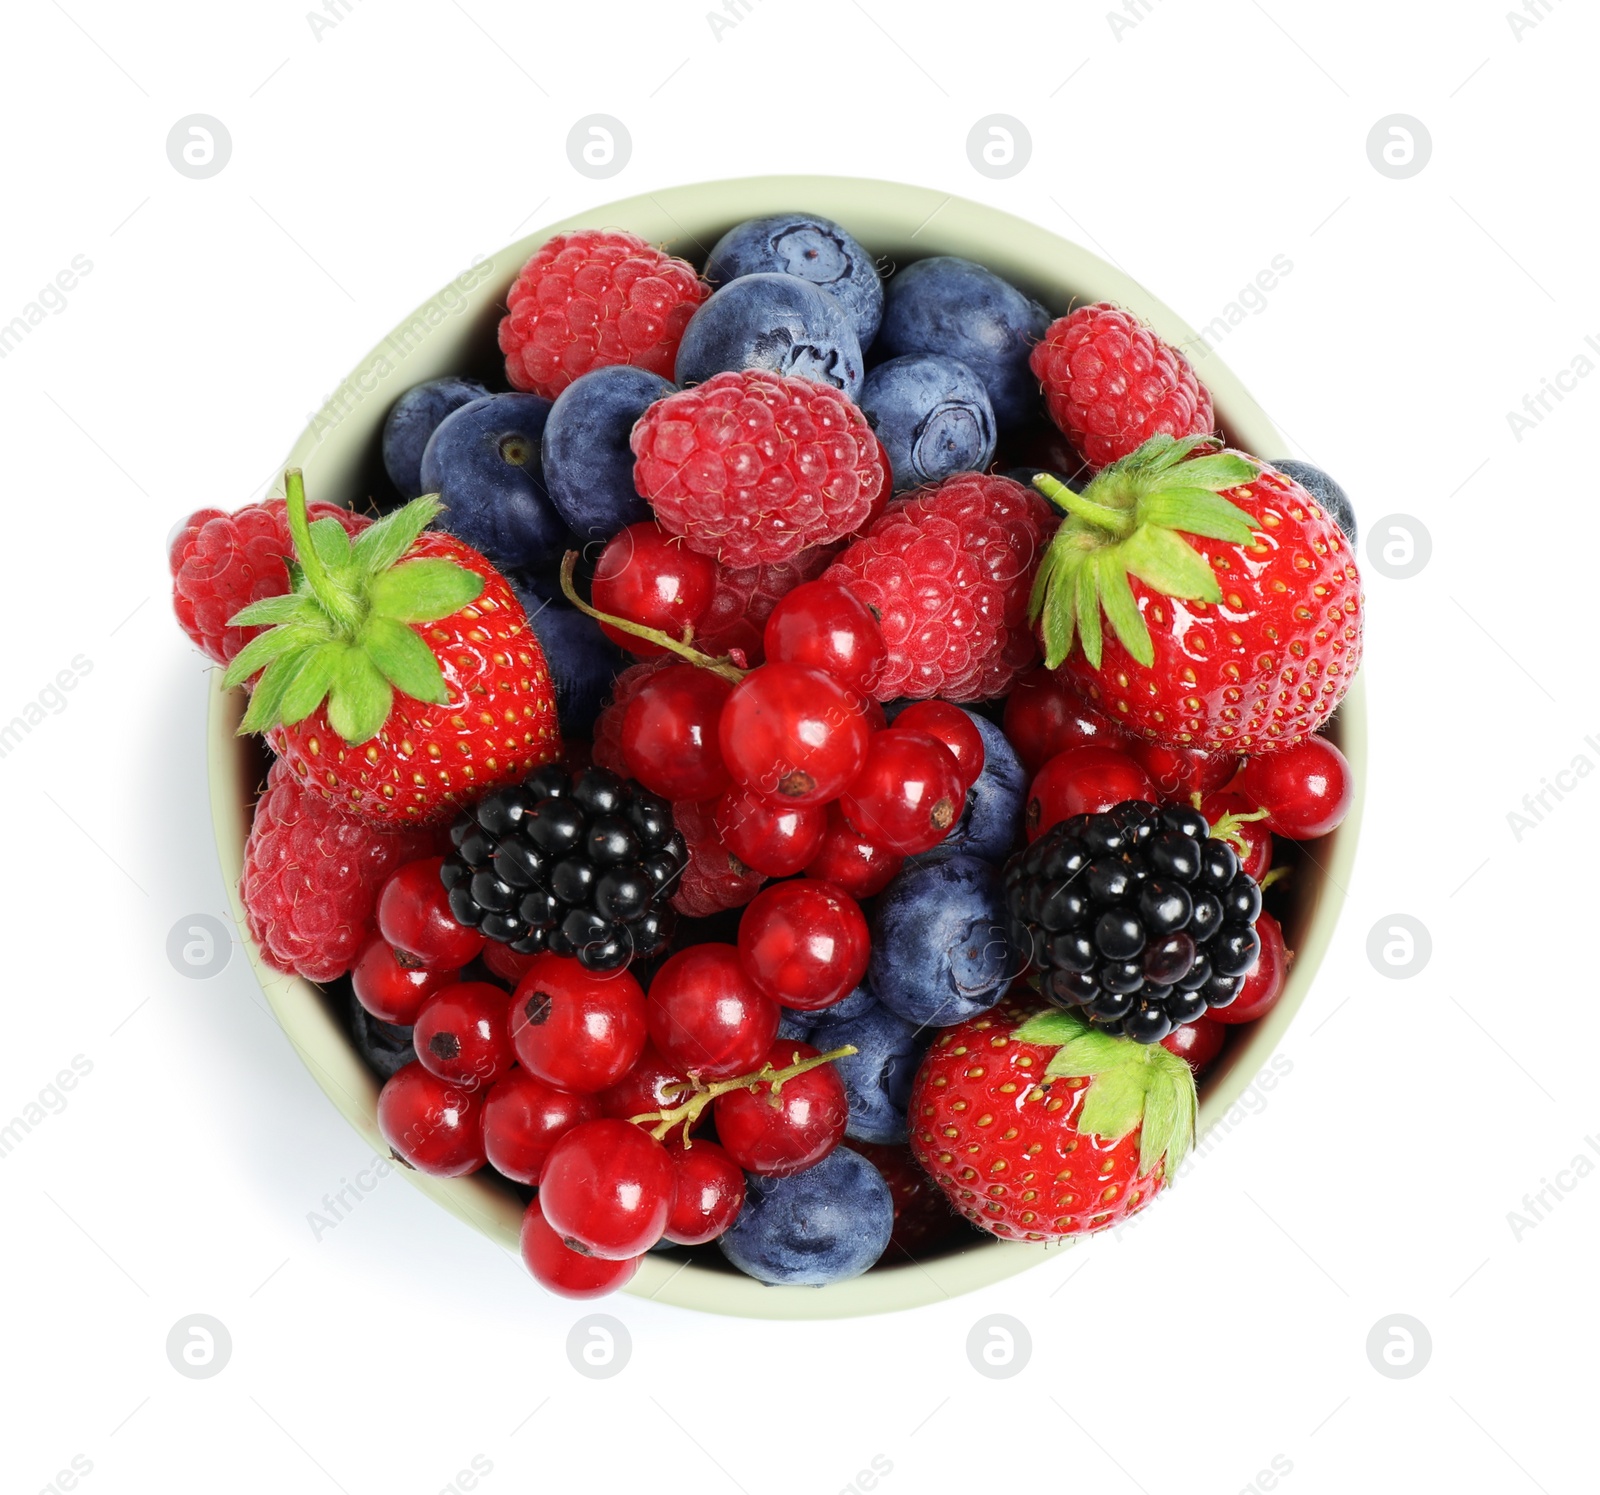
[1,0,1594,1491]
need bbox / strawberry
[222,470,559,826]
[908,997,1195,1241]
[1029,436,1362,753]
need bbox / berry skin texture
[910,709,1025,868]
[1269,458,1357,544]
[1127,738,1242,800]
[351,936,458,1026]
[508,954,648,1093]
[696,542,846,665]
[412,982,515,1089]
[520,1200,641,1299]
[852,1141,969,1258]
[1025,744,1155,840]
[714,1039,850,1176]
[1237,734,1354,840]
[1031,303,1215,472]
[668,797,768,917]
[482,1069,600,1185]
[663,1137,746,1245]
[840,728,964,856]
[802,804,905,899]
[591,522,717,657]
[892,701,986,795]
[598,1043,696,1128]
[1211,910,1289,1025]
[241,758,439,984]
[620,664,733,802]
[1001,667,1129,777]
[646,944,780,1080]
[714,787,827,879]
[498,229,707,400]
[169,499,367,665]
[909,999,1194,1240]
[762,580,887,695]
[1162,1015,1226,1078]
[860,352,997,492]
[383,376,490,502]
[377,1062,487,1177]
[718,663,870,807]
[1200,790,1273,882]
[539,1117,676,1259]
[378,857,486,969]
[738,880,871,1012]
[825,473,1057,702]
[631,369,884,568]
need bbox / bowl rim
[209,173,1366,1320]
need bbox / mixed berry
[170,206,1364,1299]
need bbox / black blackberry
[441,764,686,972]
[1002,799,1264,1044]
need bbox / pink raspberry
[695,542,846,664]
[1030,302,1214,472]
[825,473,1057,702]
[241,758,439,983]
[498,229,706,399]
[631,370,885,568]
[669,798,766,918]
[591,659,670,776]
[169,500,368,666]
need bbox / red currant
[351,936,459,1025]
[482,1068,599,1184]
[413,982,515,1089]
[519,1200,640,1299]
[592,522,717,657]
[802,804,905,898]
[1161,1015,1226,1078]
[539,1117,675,1258]
[713,1039,848,1176]
[892,700,985,794]
[1237,736,1353,841]
[737,880,869,1012]
[378,857,486,970]
[1200,789,1273,882]
[508,954,647,1093]
[1002,667,1128,776]
[620,664,733,801]
[481,941,539,988]
[597,1043,696,1128]
[1127,739,1241,799]
[839,728,963,855]
[662,1137,745,1245]
[713,787,826,878]
[717,662,870,806]
[377,1062,486,1176]
[646,944,780,1079]
[1025,745,1155,841]
[762,580,887,695]
[1211,910,1288,1025]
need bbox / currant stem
[628,1043,858,1142]
[558,551,747,684]
[1032,473,1135,538]
[282,468,363,637]
[1206,805,1271,860]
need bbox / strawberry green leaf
[307,515,354,575]
[1121,524,1223,604]
[238,647,312,734]
[1095,549,1153,668]
[325,649,393,745]
[277,646,341,726]
[1074,558,1102,669]
[1157,453,1257,492]
[1013,1010,1089,1048]
[1138,489,1257,545]
[228,593,321,629]
[352,494,444,579]
[363,616,450,704]
[369,557,485,624]
[221,621,331,691]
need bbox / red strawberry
[1030,436,1362,753]
[223,471,559,826]
[909,997,1195,1241]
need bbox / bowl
[208,175,1366,1319]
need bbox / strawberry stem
[628,1043,857,1143]
[283,468,363,637]
[1033,473,1134,537]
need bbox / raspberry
[669,798,766,918]
[169,500,367,665]
[825,473,1056,702]
[1030,303,1214,472]
[631,370,884,568]
[242,758,439,983]
[696,542,845,664]
[498,230,706,399]
[591,659,670,776]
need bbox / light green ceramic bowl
[209,176,1365,1320]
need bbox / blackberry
[441,765,686,972]
[1003,800,1264,1044]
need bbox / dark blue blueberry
[870,855,1018,1028]
[513,585,623,737]
[776,1009,813,1043]
[1269,457,1357,544]
[346,991,416,1080]
[906,710,1026,867]
[382,376,490,502]
[705,214,883,349]
[675,273,864,400]
[797,980,880,1031]
[861,354,996,492]
[717,1147,893,1286]
[541,365,674,546]
[878,257,1050,429]
[419,393,572,578]
[824,1001,930,1145]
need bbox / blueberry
[860,354,996,492]
[419,393,572,578]
[903,710,1025,867]
[705,213,884,349]
[512,584,623,737]
[382,376,490,502]
[1269,457,1357,544]
[675,273,864,400]
[541,366,675,545]
[878,257,1050,429]
[717,1147,893,1286]
[870,855,1018,1027]
[796,980,880,1031]
[776,1009,814,1042]
[346,990,416,1080]
[824,1001,931,1145]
